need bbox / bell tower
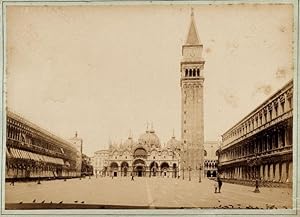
[180,9,205,180]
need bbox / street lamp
[199,165,202,183]
[248,154,260,193]
[37,160,42,184]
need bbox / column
[281,162,287,182]
[278,129,283,148]
[287,162,293,182]
[269,164,274,181]
[260,165,264,179]
[274,163,280,182]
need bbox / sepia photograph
[1,1,299,216]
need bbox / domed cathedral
[180,9,205,179]
[106,126,181,178]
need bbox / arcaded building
[203,141,220,178]
[218,80,293,186]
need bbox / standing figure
[217,176,223,193]
[131,172,134,181]
[214,181,218,193]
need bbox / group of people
[214,176,223,193]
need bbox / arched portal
[161,162,170,177]
[150,161,159,177]
[110,162,118,177]
[133,159,146,177]
[212,171,217,177]
[207,170,211,177]
[121,162,129,177]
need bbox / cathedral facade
[103,128,181,177]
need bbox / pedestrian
[217,176,223,193]
[131,172,134,181]
[214,181,218,193]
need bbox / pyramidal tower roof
[186,9,201,45]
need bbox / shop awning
[7,148,66,166]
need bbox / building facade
[6,110,82,180]
[90,11,210,180]
[92,127,182,178]
[218,80,293,187]
[203,141,220,178]
[180,10,205,179]
[91,150,108,176]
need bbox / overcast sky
[6,4,293,156]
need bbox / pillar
[274,163,280,182]
[287,162,293,182]
[278,129,283,148]
[260,165,264,179]
[281,162,287,182]
[269,164,274,181]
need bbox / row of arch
[185,68,200,77]
[109,160,175,169]
[109,160,178,177]
[204,150,219,157]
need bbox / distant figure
[217,176,223,193]
[131,173,134,181]
[214,181,218,193]
[10,178,15,186]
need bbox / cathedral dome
[138,129,160,149]
[166,135,181,150]
[123,136,135,150]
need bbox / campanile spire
[186,8,201,45]
[180,9,205,180]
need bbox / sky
[6,4,294,156]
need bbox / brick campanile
[180,10,205,180]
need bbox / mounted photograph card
[0,1,299,216]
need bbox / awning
[6,149,11,158]
[15,149,22,159]
[10,148,17,158]
[7,148,65,166]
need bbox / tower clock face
[189,51,195,57]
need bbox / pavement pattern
[5,176,292,209]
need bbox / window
[197,69,200,76]
[185,69,188,77]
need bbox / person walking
[131,172,134,181]
[217,176,223,193]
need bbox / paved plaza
[5,177,292,209]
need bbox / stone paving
[5,176,292,209]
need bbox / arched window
[189,69,192,76]
[133,148,147,159]
[204,150,207,157]
[197,69,200,76]
[185,69,188,77]
[193,69,196,77]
